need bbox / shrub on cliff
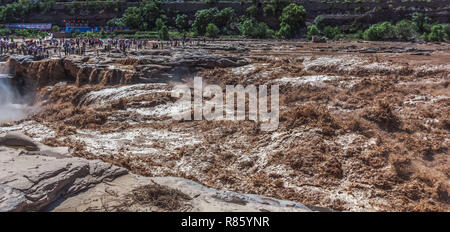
[444,24,450,39]
[155,18,165,30]
[0,28,11,37]
[14,29,47,39]
[107,18,125,28]
[363,22,395,41]
[205,23,219,38]
[322,26,341,40]
[192,8,219,35]
[394,20,419,41]
[277,24,292,39]
[427,24,448,42]
[122,7,142,29]
[411,12,431,33]
[158,25,169,40]
[141,0,162,29]
[118,1,162,30]
[306,25,321,39]
[0,0,38,22]
[279,3,306,30]
[192,7,237,36]
[214,7,236,29]
[239,18,273,39]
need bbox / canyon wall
[6,56,138,95]
[3,1,449,28]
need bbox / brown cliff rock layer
[7,56,138,89]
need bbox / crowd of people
[0,37,50,58]
[0,35,205,59]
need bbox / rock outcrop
[312,36,327,43]
[52,175,312,212]
[7,56,138,89]
[0,133,127,212]
[6,50,248,91]
[0,132,39,151]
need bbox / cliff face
[4,1,449,27]
[4,49,247,104]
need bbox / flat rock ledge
[0,133,312,212]
[0,133,127,212]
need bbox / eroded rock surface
[6,49,249,93]
[51,175,312,212]
[0,133,127,211]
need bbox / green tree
[279,3,306,30]
[176,14,190,32]
[277,3,306,38]
[205,23,219,38]
[215,7,235,29]
[155,18,165,30]
[141,0,161,30]
[192,8,219,35]
[158,25,169,40]
[122,7,142,29]
[239,18,272,39]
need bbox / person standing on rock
[82,41,86,56]
[64,42,69,56]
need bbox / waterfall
[0,62,26,123]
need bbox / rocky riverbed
[0,40,449,211]
[0,132,311,212]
